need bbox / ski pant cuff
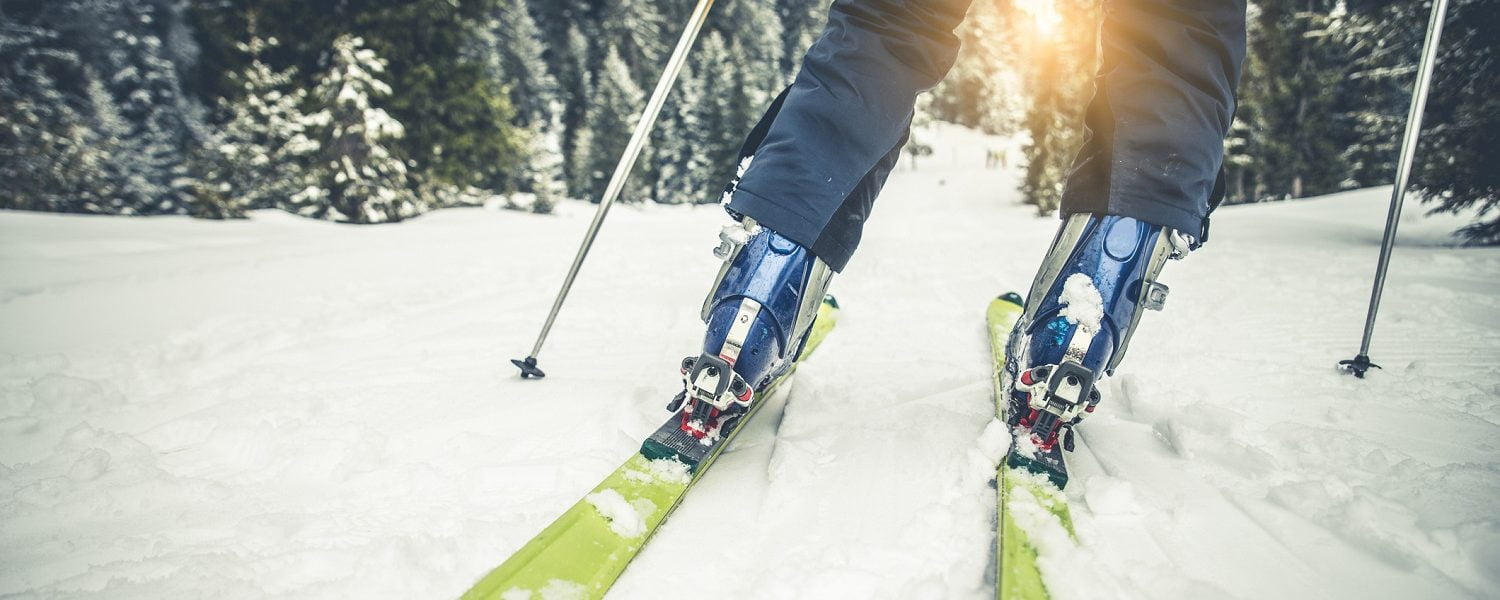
[1063,193,1208,242]
[727,188,854,272]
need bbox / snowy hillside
[2,123,1497,599]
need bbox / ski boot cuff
[699,220,833,388]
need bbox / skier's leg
[725,0,973,272]
[1061,0,1248,241]
[1006,0,1247,465]
[651,1,972,462]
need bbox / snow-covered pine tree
[1405,0,1499,243]
[1331,2,1408,192]
[722,0,785,113]
[0,19,115,212]
[1222,3,1268,205]
[776,0,826,76]
[521,0,576,55]
[689,31,739,193]
[209,30,316,212]
[99,0,204,215]
[2,0,204,216]
[566,109,595,202]
[702,1,788,186]
[930,0,1023,134]
[523,114,566,213]
[561,24,594,200]
[582,45,647,202]
[1235,0,1352,201]
[597,0,667,86]
[1339,0,1498,243]
[479,0,564,208]
[1223,115,1257,204]
[486,0,559,130]
[651,62,711,204]
[292,35,415,223]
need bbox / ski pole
[1339,0,1449,379]
[512,0,716,379]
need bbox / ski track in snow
[1,123,1498,599]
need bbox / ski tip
[823,293,840,309]
[511,356,546,379]
[996,292,1024,306]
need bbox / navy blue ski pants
[726,0,1247,271]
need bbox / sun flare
[1017,0,1063,40]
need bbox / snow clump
[1058,274,1104,333]
[585,489,652,538]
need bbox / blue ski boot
[641,218,834,469]
[1003,213,1192,487]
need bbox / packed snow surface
[2,123,1498,599]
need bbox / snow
[584,489,650,539]
[977,419,1011,464]
[1,121,1498,599]
[501,580,586,600]
[1057,273,1102,333]
[622,458,691,486]
[1011,425,1042,460]
[719,220,756,247]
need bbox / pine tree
[483,0,558,129]
[677,31,743,200]
[1018,0,1099,214]
[100,0,204,215]
[1236,0,1352,201]
[652,62,712,204]
[597,0,667,86]
[930,0,1023,134]
[1332,2,1408,191]
[525,126,566,213]
[0,17,115,212]
[208,30,316,212]
[583,45,648,202]
[2,0,205,216]
[776,0,825,76]
[477,0,563,198]
[721,0,785,107]
[0,63,115,212]
[189,0,525,192]
[292,35,415,223]
[560,24,593,199]
[1222,4,1270,205]
[1407,0,1500,243]
[566,105,595,201]
[1341,0,1499,243]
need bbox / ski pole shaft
[515,0,716,378]
[1345,0,1448,375]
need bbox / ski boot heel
[644,219,833,468]
[1005,213,1191,487]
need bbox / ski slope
[1,123,1497,599]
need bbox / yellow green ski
[988,293,1077,600]
[462,298,839,600]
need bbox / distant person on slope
[647,0,1246,479]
